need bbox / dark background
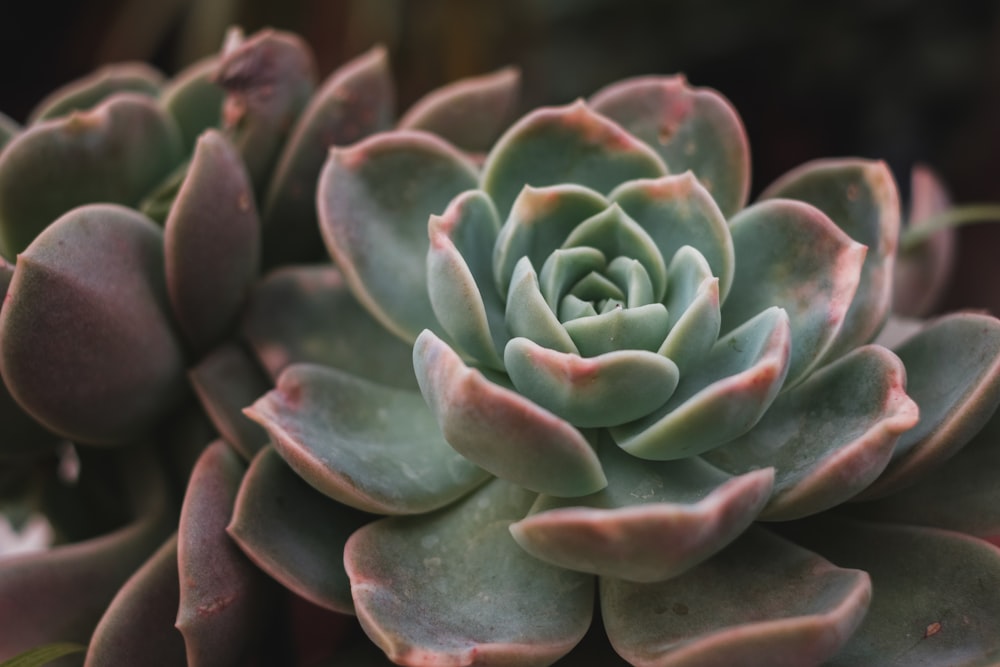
[2,0,999,308]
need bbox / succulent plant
[3,27,1000,667]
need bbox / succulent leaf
[241,265,418,389]
[481,101,668,217]
[657,247,721,369]
[601,526,870,667]
[177,441,269,667]
[590,76,751,218]
[246,362,490,514]
[857,312,1000,499]
[83,534,186,667]
[0,205,186,444]
[612,307,791,460]
[724,198,867,388]
[761,159,900,364]
[705,345,919,520]
[261,45,395,268]
[228,446,370,613]
[164,129,260,352]
[0,112,19,152]
[318,130,479,343]
[159,56,225,152]
[345,478,594,667]
[786,516,1000,666]
[399,67,520,154]
[0,94,184,259]
[512,439,773,582]
[505,256,581,354]
[415,330,609,496]
[29,62,164,123]
[428,190,507,369]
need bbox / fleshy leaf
[591,76,750,218]
[215,29,317,190]
[0,204,186,444]
[511,438,773,582]
[83,534,186,667]
[29,62,163,122]
[414,330,607,497]
[761,159,900,363]
[318,130,478,343]
[159,56,225,151]
[428,190,506,369]
[0,113,18,151]
[165,129,259,352]
[345,478,594,667]
[187,343,270,462]
[610,173,735,302]
[705,345,919,521]
[612,307,791,460]
[261,45,395,268]
[892,165,955,317]
[481,100,668,217]
[177,441,269,667]
[786,516,1000,666]
[0,643,85,667]
[601,526,871,667]
[229,447,370,614]
[562,304,671,357]
[0,94,183,259]
[856,312,1000,499]
[724,199,866,387]
[658,246,721,370]
[399,67,520,153]
[246,362,490,514]
[493,184,610,297]
[504,336,679,428]
[240,265,418,390]
[505,257,580,354]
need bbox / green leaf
[0,643,85,667]
[159,56,225,152]
[658,247,721,371]
[414,330,607,497]
[246,362,490,514]
[29,63,163,123]
[505,256,580,354]
[318,130,479,343]
[481,100,668,217]
[345,478,594,666]
[591,75,750,218]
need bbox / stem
[900,204,1000,252]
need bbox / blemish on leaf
[924,621,942,638]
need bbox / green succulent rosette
[240,76,1000,666]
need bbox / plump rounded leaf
[428,190,506,369]
[857,312,1000,499]
[188,343,270,462]
[512,439,773,582]
[177,441,269,667]
[229,446,370,613]
[241,265,417,389]
[610,173,735,302]
[246,362,489,514]
[591,76,750,218]
[761,159,900,363]
[318,130,478,343]
[415,330,607,497]
[601,526,871,667]
[345,478,594,667]
[892,166,955,317]
[0,94,183,259]
[481,101,668,217]
[504,336,679,428]
[165,129,259,352]
[159,56,225,151]
[612,307,791,460]
[0,204,186,444]
[724,199,866,387]
[658,248,721,370]
[261,45,394,267]
[399,67,520,153]
[706,345,919,520]
[786,516,1000,666]
[215,29,317,190]
[83,534,186,667]
[505,256,580,354]
[29,62,163,122]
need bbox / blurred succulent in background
[3,25,1000,667]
